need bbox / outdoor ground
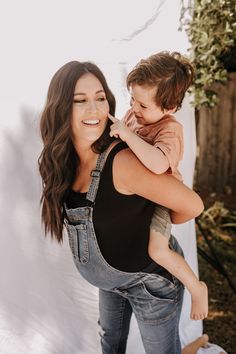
[196,193,236,354]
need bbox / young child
[109,51,208,320]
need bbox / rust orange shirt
[124,112,183,181]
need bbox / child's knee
[148,239,158,259]
[148,233,169,261]
[148,244,168,263]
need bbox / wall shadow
[0,107,100,353]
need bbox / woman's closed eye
[73,97,106,104]
[97,96,107,102]
[73,99,86,104]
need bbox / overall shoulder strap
[86,142,127,204]
[86,149,108,204]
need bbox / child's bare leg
[182,334,209,354]
[148,230,208,320]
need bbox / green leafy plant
[180,0,236,108]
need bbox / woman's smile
[82,119,100,126]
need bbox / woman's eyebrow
[74,90,105,96]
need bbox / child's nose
[132,102,139,114]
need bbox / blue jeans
[64,149,184,354]
[99,269,183,354]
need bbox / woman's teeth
[82,120,100,125]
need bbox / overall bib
[64,146,184,354]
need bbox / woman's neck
[72,141,99,193]
[73,140,97,165]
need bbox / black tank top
[66,142,171,279]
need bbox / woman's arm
[113,148,204,223]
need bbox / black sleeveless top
[66,143,171,278]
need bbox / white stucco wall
[0,1,205,353]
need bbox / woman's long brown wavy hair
[38,61,116,243]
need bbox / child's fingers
[108,113,119,123]
[110,126,118,137]
[109,129,119,138]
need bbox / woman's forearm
[113,149,204,222]
[170,190,204,224]
[170,201,203,224]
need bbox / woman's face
[71,73,110,144]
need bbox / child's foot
[182,334,209,354]
[190,281,208,320]
[200,333,209,348]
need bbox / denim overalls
[64,147,184,354]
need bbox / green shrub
[180,0,236,108]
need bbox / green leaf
[180,0,236,108]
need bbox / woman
[38,61,204,354]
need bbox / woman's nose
[87,100,97,112]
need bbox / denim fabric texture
[64,147,184,354]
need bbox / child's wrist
[124,129,135,143]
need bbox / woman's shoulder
[112,143,149,180]
[109,143,147,195]
[105,141,136,165]
[110,142,138,165]
[107,141,154,182]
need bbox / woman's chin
[83,131,103,144]
[73,121,108,145]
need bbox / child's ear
[164,107,177,115]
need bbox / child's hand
[108,114,133,142]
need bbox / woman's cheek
[101,101,110,117]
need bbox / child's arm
[123,131,169,174]
[109,114,169,174]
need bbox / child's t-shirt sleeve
[152,120,184,176]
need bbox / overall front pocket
[66,223,89,264]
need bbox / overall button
[85,207,90,215]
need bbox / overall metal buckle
[90,169,100,178]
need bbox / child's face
[129,84,172,125]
